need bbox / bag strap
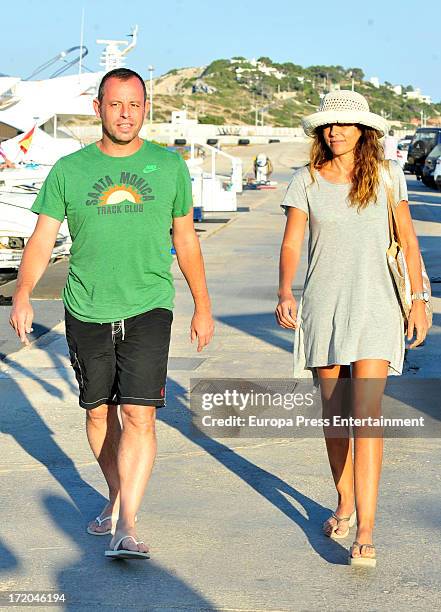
[381,161,402,246]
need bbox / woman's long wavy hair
[309,125,384,212]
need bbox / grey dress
[281,161,408,384]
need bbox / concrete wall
[141,123,306,145]
[58,121,418,147]
[59,122,307,146]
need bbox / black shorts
[65,307,173,410]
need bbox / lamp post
[148,65,154,124]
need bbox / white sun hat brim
[302,110,388,138]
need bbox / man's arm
[9,214,62,345]
[172,210,214,352]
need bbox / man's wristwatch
[411,291,429,303]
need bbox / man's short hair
[98,68,147,103]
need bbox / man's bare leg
[109,404,156,553]
[86,403,121,533]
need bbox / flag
[19,125,36,154]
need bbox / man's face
[94,76,147,144]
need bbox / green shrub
[198,114,225,125]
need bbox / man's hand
[9,291,34,346]
[8,213,61,347]
[190,310,214,352]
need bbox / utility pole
[148,65,154,124]
[251,90,256,126]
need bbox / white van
[434,157,441,190]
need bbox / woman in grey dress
[275,91,430,567]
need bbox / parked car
[396,137,412,170]
[434,156,441,190]
[405,127,441,179]
[422,144,441,188]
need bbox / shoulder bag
[382,162,432,331]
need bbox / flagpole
[78,7,85,81]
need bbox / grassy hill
[151,57,441,129]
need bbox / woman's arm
[275,207,307,329]
[395,201,428,347]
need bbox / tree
[347,67,364,81]
[202,59,231,77]
[257,56,273,66]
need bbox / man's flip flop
[105,535,149,560]
[86,515,113,536]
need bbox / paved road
[0,144,440,611]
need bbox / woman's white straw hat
[302,90,388,137]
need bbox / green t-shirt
[31,140,193,323]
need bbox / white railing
[187,141,242,212]
[189,140,243,193]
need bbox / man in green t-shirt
[9,68,214,560]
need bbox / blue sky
[2,0,440,101]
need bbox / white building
[230,58,258,67]
[369,77,380,88]
[404,88,432,105]
[171,110,197,126]
[231,58,286,80]
[258,65,286,80]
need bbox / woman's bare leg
[350,358,388,559]
[318,364,354,535]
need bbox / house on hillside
[231,58,286,81]
[404,88,432,105]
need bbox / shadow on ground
[159,378,349,566]
[42,494,215,610]
[217,312,293,353]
